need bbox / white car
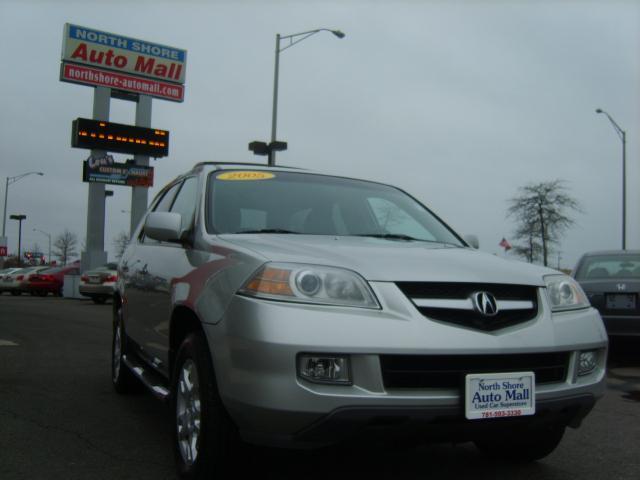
[0,267,23,293]
[79,263,118,304]
[2,266,49,295]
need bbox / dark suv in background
[573,250,640,338]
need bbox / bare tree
[113,231,130,260]
[507,180,582,266]
[53,229,78,266]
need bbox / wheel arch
[170,305,206,376]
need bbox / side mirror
[144,212,182,242]
[464,234,480,249]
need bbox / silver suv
[113,163,607,478]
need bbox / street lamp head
[331,30,346,39]
[36,172,44,176]
[595,108,603,114]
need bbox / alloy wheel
[176,359,202,466]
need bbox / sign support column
[130,95,152,235]
[81,86,110,272]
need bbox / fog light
[578,351,598,376]
[298,355,351,385]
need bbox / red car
[27,263,80,297]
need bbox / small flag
[499,238,512,251]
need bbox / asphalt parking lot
[0,295,638,479]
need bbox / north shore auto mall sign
[60,24,186,102]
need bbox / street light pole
[596,108,627,250]
[259,28,344,166]
[10,214,26,266]
[33,228,51,265]
[269,33,281,167]
[2,172,44,238]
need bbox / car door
[123,176,199,376]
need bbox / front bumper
[200,283,608,448]
[79,284,115,297]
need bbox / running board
[122,354,171,401]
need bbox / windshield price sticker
[217,172,275,181]
[465,372,535,420]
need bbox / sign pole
[130,95,152,236]
[81,86,110,272]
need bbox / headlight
[544,274,590,312]
[239,262,380,309]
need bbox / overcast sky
[1,0,638,269]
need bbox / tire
[38,290,48,297]
[11,291,21,296]
[112,303,138,394]
[93,297,107,305]
[172,332,239,479]
[474,424,565,462]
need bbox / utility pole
[10,214,26,266]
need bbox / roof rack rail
[192,162,305,170]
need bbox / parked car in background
[113,163,607,477]
[573,250,640,337]
[0,268,23,293]
[0,267,22,279]
[2,266,49,295]
[27,263,81,297]
[79,263,118,304]
[0,267,22,295]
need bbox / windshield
[575,254,640,280]
[207,170,464,246]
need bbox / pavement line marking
[0,340,19,346]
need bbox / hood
[220,234,553,285]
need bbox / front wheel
[474,424,565,462]
[172,333,239,479]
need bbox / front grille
[380,352,570,390]
[396,282,539,331]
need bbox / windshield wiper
[353,233,420,241]
[352,234,461,246]
[236,228,301,234]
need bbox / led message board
[71,118,169,157]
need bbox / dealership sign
[62,24,186,83]
[61,24,186,102]
[83,154,154,187]
[61,63,184,102]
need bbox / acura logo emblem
[472,292,499,317]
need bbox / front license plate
[606,294,636,310]
[465,372,535,420]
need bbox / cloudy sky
[1,0,638,269]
